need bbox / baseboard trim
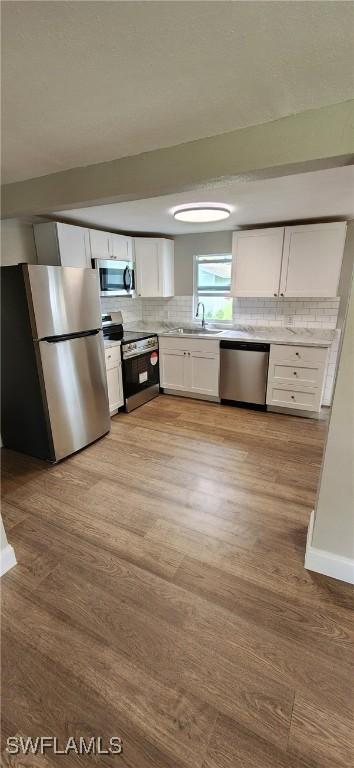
[0,544,17,577]
[305,510,354,584]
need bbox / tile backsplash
[232,297,340,329]
[105,295,340,330]
[101,296,143,324]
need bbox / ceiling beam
[2,100,354,219]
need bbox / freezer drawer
[37,332,110,460]
[25,265,101,339]
[220,342,269,405]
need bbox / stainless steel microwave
[93,259,135,297]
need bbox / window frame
[193,253,233,324]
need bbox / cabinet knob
[273,293,277,297]
[293,371,297,376]
[280,293,284,297]
[291,395,295,400]
[108,355,111,359]
[295,352,300,356]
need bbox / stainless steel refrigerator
[1,264,110,462]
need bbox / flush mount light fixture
[172,203,231,223]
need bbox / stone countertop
[123,322,337,347]
[103,339,122,349]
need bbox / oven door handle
[123,345,159,360]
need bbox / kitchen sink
[168,327,222,335]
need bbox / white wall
[1,218,37,265]
[0,514,16,577]
[305,270,354,582]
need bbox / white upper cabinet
[231,228,284,297]
[134,238,174,297]
[280,222,347,297]
[34,222,91,268]
[109,233,133,262]
[231,222,346,298]
[89,229,110,260]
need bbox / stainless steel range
[102,312,160,412]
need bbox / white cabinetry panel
[89,229,110,260]
[231,228,284,297]
[104,347,124,414]
[280,222,346,297]
[159,337,219,398]
[266,344,328,413]
[135,238,174,297]
[34,222,91,268]
[231,222,346,298]
[160,348,186,390]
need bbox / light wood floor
[1,395,353,767]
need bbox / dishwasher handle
[220,340,270,352]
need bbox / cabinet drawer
[270,344,328,366]
[159,335,220,354]
[267,385,320,412]
[270,362,324,388]
[105,346,121,370]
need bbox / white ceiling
[2,1,354,184]
[55,166,354,235]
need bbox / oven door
[95,259,135,297]
[122,348,160,411]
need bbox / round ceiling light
[172,204,231,223]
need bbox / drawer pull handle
[293,371,297,376]
[295,352,300,357]
[291,395,295,400]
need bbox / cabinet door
[160,349,186,390]
[134,238,160,297]
[189,351,220,396]
[117,363,124,408]
[158,239,174,297]
[56,224,91,267]
[109,234,132,261]
[231,228,284,297]
[106,366,121,414]
[280,222,346,297]
[89,229,110,260]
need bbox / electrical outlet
[286,315,294,326]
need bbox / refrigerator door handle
[41,329,100,343]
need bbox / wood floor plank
[2,629,188,768]
[1,396,351,768]
[288,693,354,768]
[202,713,319,768]
[2,584,217,768]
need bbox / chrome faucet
[196,301,206,329]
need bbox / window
[194,254,232,321]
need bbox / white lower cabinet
[160,348,185,391]
[266,344,328,413]
[104,346,124,414]
[189,351,220,396]
[159,337,220,398]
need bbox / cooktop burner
[121,331,157,344]
[102,313,156,345]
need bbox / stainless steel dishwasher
[220,341,270,408]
